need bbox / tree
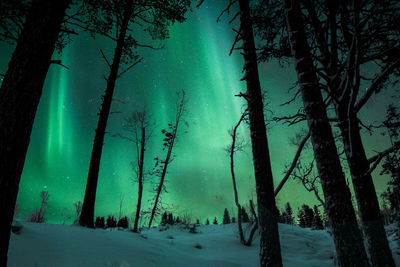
[118,109,154,232]
[148,90,187,228]
[280,202,294,225]
[312,205,324,230]
[223,208,231,224]
[79,0,191,228]
[222,0,283,265]
[241,207,250,223]
[213,217,218,225]
[283,0,369,265]
[0,1,70,265]
[297,204,314,228]
[205,218,210,225]
[28,191,50,223]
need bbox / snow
[7,222,400,267]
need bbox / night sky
[0,2,394,225]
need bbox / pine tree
[95,216,105,228]
[223,208,231,224]
[160,212,168,226]
[312,205,324,230]
[213,217,218,225]
[284,203,294,224]
[205,218,210,225]
[167,213,174,225]
[241,207,250,223]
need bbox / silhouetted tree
[148,91,187,227]
[283,0,369,265]
[80,0,191,228]
[205,218,210,225]
[106,216,117,228]
[117,109,154,232]
[241,207,250,223]
[280,202,294,225]
[117,216,129,229]
[95,216,105,228]
[0,1,70,265]
[223,208,231,224]
[221,0,283,264]
[297,204,314,228]
[312,205,324,230]
[28,191,50,223]
[213,217,218,225]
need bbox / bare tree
[148,90,187,228]
[118,109,154,232]
[28,191,50,223]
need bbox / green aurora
[0,2,394,225]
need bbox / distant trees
[79,0,191,228]
[0,1,70,265]
[213,217,218,225]
[148,91,187,228]
[279,203,294,225]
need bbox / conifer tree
[213,217,218,225]
[223,208,231,224]
[312,205,324,230]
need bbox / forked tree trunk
[0,0,70,265]
[238,0,283,266]
[133,127,145,233]
[336,107,395,266]
[283,0,369,266]
[79,0,134,228]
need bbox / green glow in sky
[0,2,393,225]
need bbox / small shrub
[194,244,202,249]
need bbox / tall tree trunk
[133,127,145,233]
[283,1,370,266]
[148,126,177,228]
[238,0,283,266]
[0,0,69,265]
[79,0,134,228]
[336,107,395,266]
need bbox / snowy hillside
[8,222,400,267]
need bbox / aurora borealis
[0,2,394,225]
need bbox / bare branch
[354,56,400,113]
[100,49,111,69]
[50,60,70,70]
[117,58,143,78]
[274,132,310,196]
[366,142,400,176]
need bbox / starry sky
[0,2,394,225]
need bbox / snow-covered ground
[7,222,400,267]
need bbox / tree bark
[283,0,370,266]
[0,0,69,265]
[336,106,395,266]
[79,0,134,228]
[238,0,283,266]
[133,127,145,233]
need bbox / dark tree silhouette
[226,0,284,265]
[117,109,154,232]
[312,205,324,230]
[0,0,70,265]
[283,0,369,265]
[148,91,187,228]
[223,208,231,224]
[79,0,191,228]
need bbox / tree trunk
[283,1,370,266]
[0,0,69,265]
[133,127,145,233]
[336,106,395,266]
[238,0,283,266]
[148,128,176,228]
[79,0,134,228]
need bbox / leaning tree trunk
[336,107,395,266]
[79,0,134,228]
[283,0,369,266]
[133,127,145,233]
[0,0,70,265]
[238,0,283,266]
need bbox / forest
[0,0,399,266]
